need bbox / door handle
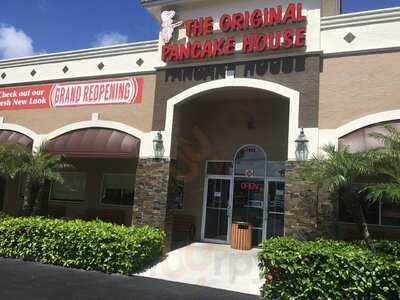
[227,206,232,217]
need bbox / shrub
[0,216,165,274]
[258,238,400,300]
[368,240,400,261]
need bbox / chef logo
[161,10,183,44]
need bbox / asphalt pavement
[0,258,260,300]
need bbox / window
[339,185,400,227]
[101,174,135,206]
[206,161,233,176]
[267,180,285,238]
[267,161,286,178]
[234,146,266,177]
[0,176,5,211]
[382,199,400,226]
[173,177,184,210]
[50,172,87,202]
[18,174,27,199]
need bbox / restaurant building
[0,0,399,246]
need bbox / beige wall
[321,0,341,17]
[172,88,289,240]
[0,74,156,134]
[319,51,400,130]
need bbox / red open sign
[240,182,261,192]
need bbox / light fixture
[295,128,309,161]
[153,131,165,160]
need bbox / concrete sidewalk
[139,242,262,295]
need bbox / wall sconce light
[153,131,164,160]
[295,128,309,161]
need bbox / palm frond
[300,143,368,193]
[361,125,400,202]
[362,183,400,202]
[369,124,400,151]
[0,143,31,179]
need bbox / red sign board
[0,77,143,111]
[162,2,307,62]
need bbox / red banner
[0,77,143,111]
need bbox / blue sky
[0,0,400,59]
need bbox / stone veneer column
[284,161,338,240]
[133,158,175,248]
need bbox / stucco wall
[321,8,400,55]
[319,51,400,130]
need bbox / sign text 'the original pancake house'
[162,3,307,62]
[0,0,400,248]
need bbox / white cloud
[93,32,128,47]
[0,24,36,59]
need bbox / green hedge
[364,240,400,261]
[0,212,9,219]
[0,216,165,274]
[259,238,400,299]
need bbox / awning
[46,128,140,158]
[339,121,400,152]
[0,130,33,149]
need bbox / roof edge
[321,6,400,29]
[141,0,192,8]
[0,40,159,68]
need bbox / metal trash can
[230,222,252,250]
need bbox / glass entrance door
[233,178,265,246]
[233,145,267,247]
[202,177,232,243]
[266,180,285,238]
[202,156,286,246]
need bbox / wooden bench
[173,214,196,241]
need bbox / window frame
[266,178,286,216]
[17,174,26,199]
[49,171,87,203]
[206,160,233,176]
[99,173,135,207]
[338,184,400,228]
[234,145,267,179]
[380,198,400,227]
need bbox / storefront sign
[240,182,261,193]
[0,77,143,111]
[162,2,307,62]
